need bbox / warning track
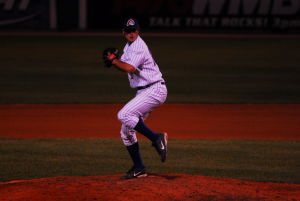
[1,104,299,140]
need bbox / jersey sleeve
[120,49,144,69]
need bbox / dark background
[0,0,300,32]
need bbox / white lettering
[149,17,181,27]
[0,0,30,10]
[193,0,226,15]
[185,17,218,27]
[19,0,30,10]
[273,18,300,29]
[228,0,271,15]
[221,17,269,27]
[0,0,14,10]
[192,0,300,15]
[272,0,300,15]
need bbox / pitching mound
[0,174,299,201]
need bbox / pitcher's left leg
[120,124,147,179]
[118,96,160,141]
[118,84,168,162]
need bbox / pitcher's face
[123,29,139,43]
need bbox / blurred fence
[0,0,300,32]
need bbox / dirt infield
[0,104,299,139]
[1,104,300,200]
[1,174,299,201]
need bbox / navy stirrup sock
[134,119,159,142]
[126,142,144,169]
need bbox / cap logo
[126,19,135,26]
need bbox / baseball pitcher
[102,18,168,179]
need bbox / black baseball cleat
[121,166,147,180]
[152,132,168,162]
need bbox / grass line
[0,138,299,183]
[1,36,300,103]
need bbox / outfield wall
[0,0,300,32]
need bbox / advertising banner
[0,0,50,29]
[89,0,300,32]
[1,0,299,32]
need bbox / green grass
[0,35,300,103]
[0,138,299,183]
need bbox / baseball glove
[102,48,119,68]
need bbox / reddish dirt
[0,174,299,201]
[0,104,299,139]
[1,104,299,201]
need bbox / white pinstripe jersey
[120,36,164,88]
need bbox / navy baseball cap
[122,18,140,32]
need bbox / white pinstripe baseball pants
[117,82,167,146]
